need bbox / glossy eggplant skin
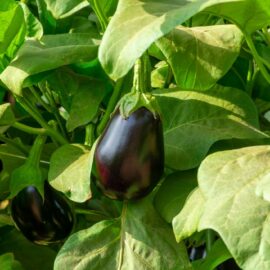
[94,107,164,200]
[11,182,74,245]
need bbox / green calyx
[118,90,159,119]
[118,52,160,118]
[9,135,47,199]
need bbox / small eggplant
[11,182,74,245]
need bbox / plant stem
[97,78,124,135]
[245,33,270,85]
[44,84,69,139]
[0,134,29,155]
[25,135,47,168]
[206,229,215,253]
[16,96,68,145]
[134,53,151,93]
[246,60,258,96]
[29,86,52,113]
[75,208,110,220]
[84,124,94,147]
[12,122,46,135]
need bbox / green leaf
[176,146,270,270]
[154,170,197,223]
[206,0,270,34]
[20,2,43,39]
[54,197,192,270]
[218,56,249,91]
[156,25,243,90]
[0,0,25,55]
[48,144,93,202]
[0,33,100,95]
[0,227,56,270]
[99,0,238,80]
[0,144,26,175]
[0,0,26,72]
[43,0,89,19]
[173,188,205,242]
[0,103,16,134]
[66,77,106,132]
[154,85,267,170]
[0,253,24,270]
[36,0,57,34]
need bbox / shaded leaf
[0,253,24,270]
[99,0,237,80]
[156,25,243,90]
[54,196,192,270]
[154,85,267,170]
[0,227,56,270]
[206,0,270,34]
[154,170,197,223]
[0,33,100,95]
[66,77,106,131]
[20,2,43,39]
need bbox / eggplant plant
[0,0,270,270]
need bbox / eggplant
[94,107,164,200]
[11,182,74,245]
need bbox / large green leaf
[154,85,267,170]
[43,0,89,19]
[48,144,93,202]
[174,145,270,270]
[206,0,270,34]
[156,25,243,90]
[0,33,100,95]
[99,0,239,80]
[54,197,192,270]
